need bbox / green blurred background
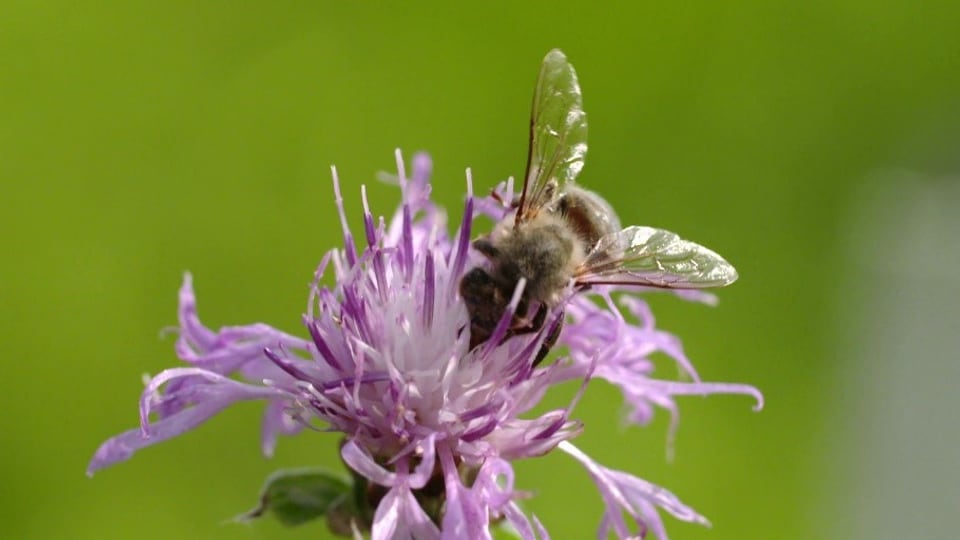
[4,2,959,539]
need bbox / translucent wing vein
[518,49,588,222]
[577,226,739,288]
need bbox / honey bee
[460,49,738,365]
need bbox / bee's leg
[472,238,499,260]
[503,298,538,339]
[532,311,564,368]
[460,267,507,350]
[502,304,564,367]
[525,300,546,332]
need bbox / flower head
[89,151,762,539]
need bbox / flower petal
[88,368,284,475]
[372,484,441,540]
[559,441,709,540]
[341,438,396,487]
[260,399,302,458]
[406,433,437,490]
[440,445,491,540]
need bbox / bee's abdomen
[459,267,509,348]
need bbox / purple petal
[176,273,216,350]
[559,441,709,540]
[260,399,302,458]
[175,274,311,379]
[440,446,491,540]
[406,434,437,489]
[88,369,284,475]
[411,152,432,187]
[487,413,583,460]
[449,192,473,279]
[341,438,396,487]
[331,165,358,267]
[641,379,764,411]
[372,484,441,540]
[501,502,546,540]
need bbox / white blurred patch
[822,172,960,539]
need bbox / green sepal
[235,467,354,528]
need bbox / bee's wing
[575,226,738,289]
[516,49,588,224]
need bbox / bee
[460,49,738,366]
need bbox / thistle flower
[88,151,762,539]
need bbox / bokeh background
[4,2,959,539]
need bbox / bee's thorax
[489,212,585,305]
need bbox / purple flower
[89,151,762,539]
